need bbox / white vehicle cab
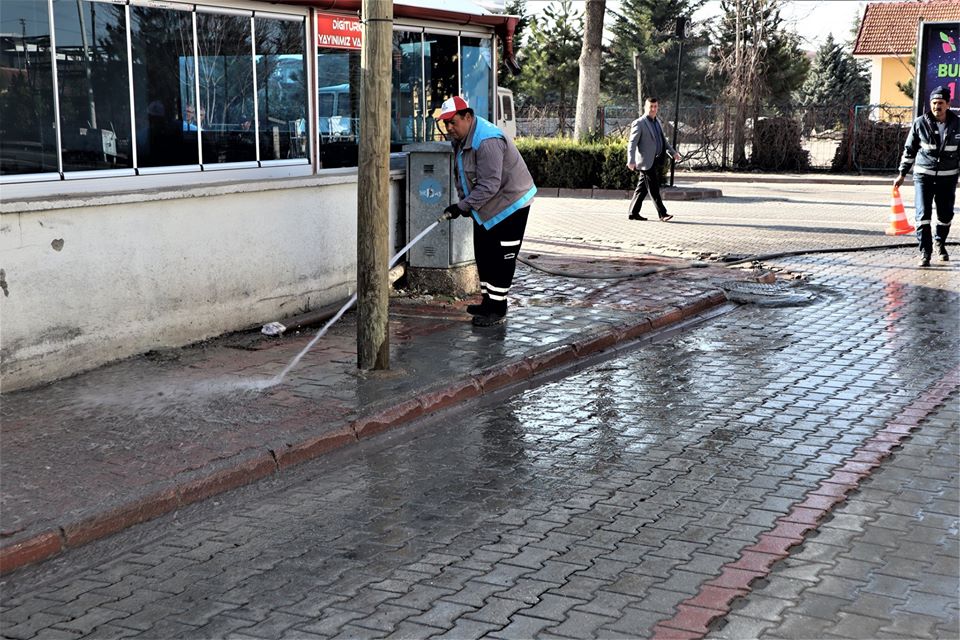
[496,86,516,138]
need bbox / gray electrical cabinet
[404,142,474,268]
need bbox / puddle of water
[71,376,276,420]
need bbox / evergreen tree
[895,49,916,103]
[603,0,710,110]
[800,34,868,109]
[761,23,809,108]
[498,0,531,95]
[709,0,808,107]
[513,1,582,108]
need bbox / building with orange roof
[853,0,960,110]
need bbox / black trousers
[473,206,530,315]
[914,174,957,254]
[628,157,667,217]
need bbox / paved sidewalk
[0,251,767,574]
[1,247,954,640]
[0,179,945,577]
[713,395,959,639]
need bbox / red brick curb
[652,367,960,639]
[0,292,734,576]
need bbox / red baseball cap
[437,96,469,121]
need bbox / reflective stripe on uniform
[945,145,958,151]
[937,219,952,227]
[921,143,937,150]
[913,166,959,176]
[485,283,509,294]
[917,219,931,226]
[500,239,522,247]
[487,292,508,301]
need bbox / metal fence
[515,103,913,173]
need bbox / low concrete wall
[0,172,403,391]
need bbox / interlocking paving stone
[2,187,959,640]
[718,393,959,639]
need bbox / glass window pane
[424,33,458,142]
[130,5,197,167]
[255,17,307,161]
[0,0,57,175]
[317,48,359,168]
[461,37,491,122]
[53,0,132,173]
[197,12,254,165]
[391,30,424,150]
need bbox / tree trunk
[357,0,393,370]
[732,101,748,166]
[573,0,605,140]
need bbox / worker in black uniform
[438,96,537,327]
[895,85,960,267]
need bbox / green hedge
[515,138,637,190]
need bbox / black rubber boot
[936,242,949,262]
[472,312,506,327]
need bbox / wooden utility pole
[357,0,393,370]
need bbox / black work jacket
[899,109,960,178]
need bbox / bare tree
[573,0,605,140]
[709,0,774,165]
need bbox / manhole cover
[720,281,817,307]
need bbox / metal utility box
[404,142,474,268]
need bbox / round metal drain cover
[720,281,817,307]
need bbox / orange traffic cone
[885,187,915,236]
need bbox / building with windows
[0,0,518,390]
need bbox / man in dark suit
[626,97,681,222]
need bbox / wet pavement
[2,179,959,639]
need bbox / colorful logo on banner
[317,13,361,50]
[918,22,959,114]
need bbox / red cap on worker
[437,96,469,121]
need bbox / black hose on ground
[515,256,711,279]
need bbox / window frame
[1,4,498,196]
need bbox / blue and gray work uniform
[452,116,537,315]
[898,109,959,255]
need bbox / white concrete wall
[0,173,403,391]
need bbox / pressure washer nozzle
[437,211,454,222]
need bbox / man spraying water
[437,96,537,327]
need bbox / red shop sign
[317,13,362,50]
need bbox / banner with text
[317,13,361,50]
[916,21,959,116]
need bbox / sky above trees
[523,0,866,50]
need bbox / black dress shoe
[659,213,673,222]
[472,312,506,327]
[628,213,648,221]
[919,253,931,267]
[466,303,486,315]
